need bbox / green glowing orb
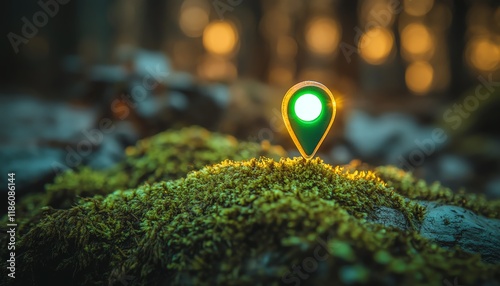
[282,81,336,159]
[294,93,322,121]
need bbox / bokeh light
[305,17,341,56]
[6,1,500,248]
[179,1,210,38]
[405,61,434,95]
[358,27,394,65]
[401,23,434,60]
[404,0,434,17]
[203,21,238,56]
[466,37,500,72]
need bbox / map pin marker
[282,81,336,159]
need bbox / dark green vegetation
[3,127,500,285]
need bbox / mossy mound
[16,158,500,285]
[2,126,287,282]
[19,126,286,213]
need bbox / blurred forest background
[1,0,500,199]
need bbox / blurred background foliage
[1,0,500,198]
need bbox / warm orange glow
[405,61,434,95]
[203,21,238,56]
[358,27,394,65]
[305,17,341,55]
[179,2,209,38]
[467,37,500,72]
[401,23,434,60]
[404,0,434,16]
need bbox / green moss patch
[15,157,500,285]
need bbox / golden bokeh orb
[203,21,238,56]
[401,23,434,60]
[404,0,434,16]
[358,27,394,65]
[405,61,434,95]
[467,37,500,71]
[179,4,209,38]
[305,17,341,55]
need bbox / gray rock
[368,201,500,263]
[420,203,500,263]
[133,49,171,83]
[344,110,442,165]
[367,206,409,230]
[0,95,138,194]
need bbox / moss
[0,126,286,282]
[16,126,286,214]
[14,157,500,286]
[53,126,284,205]
[375,165,500,218]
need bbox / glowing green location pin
[282,81,336,159]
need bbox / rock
[368,201,500,264]
[133,49,171,81]
[0,146,65,192]
[344,109,441,165]
[420,203,500,263]
[367,206,409,230]
[0,95,102,194]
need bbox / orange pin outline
[281,81,336,159]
